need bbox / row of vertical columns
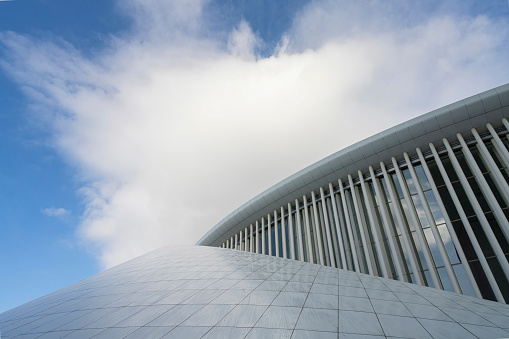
[218,119,509,304]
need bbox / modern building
[1,84,509,338]
[198,83,509,305]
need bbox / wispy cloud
[41,208,70,217]
[2,0,509,268]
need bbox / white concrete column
[244,227,249,252]
[317,200,331,266]
[303,195,315,263]
[348,175,374,275]
[288,203,296,260]
[432,142,505,302]
[416,147,480,298]
[267,213,272,256]
[235,233,239,250]
[472,128,509,206]
[325,196,341,266]
[250,224,254,252]
[358,170,391,278]
[261,217,266,255]
[443,138,509,283]
[403,152,460,294]
[226,239,230,249]
[230,236,234,249]
[281,206,288,259]
[320,187,336,268]
[369,166,407,282]
[255,221,260,254]
[457,133,509,239]
[381,161,423,284]
[339,179,360,272]
[487,123,509,168]
[311,191,325,266]
[295,199,305,261]
[329,184,347,269]
[274,210,280,258]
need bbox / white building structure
[198,83,509,304]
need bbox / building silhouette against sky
[1,84,509,338]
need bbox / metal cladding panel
[197,83,509,247]
[1,246,508,338]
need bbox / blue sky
[0,0,508,313]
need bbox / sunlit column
[348,175,373,275]
[431,142,505,302]
[472,128,509,206]
[250,224,254,252]
[358,170,390,278]
[443,137,509,283]
[339,179,360,272]
[329,183,347,269]
[274,210,279,258]
[457,133,509,238]
[302,195,315,263]
[261,217,266,255]
[404,152,460,294]
[369,166,407,282]
[295,199,305,262]
[311,191,325,266]
[320,187,336,268]
[390,157,432,287]
[288,203,296,260]
[255,220,260,254]
[416,147,480,297]
[281,206,287,259]
[267,213,272,256]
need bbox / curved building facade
[198,83,509,304]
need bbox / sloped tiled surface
[1,246,508,338]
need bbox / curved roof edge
[198,83,509,247]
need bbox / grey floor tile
[339,310,383,336]
[310,284,339,296]
[377,314,431,339]
[338,296,373,312]
[239,290,279,306]
[461,323,509,338]
[162,326,211,338]
[210,289,251,304]
[201,326,251,339]
[123,326,174,338]
[272,292,308,307]
[441,307,494,326]
[339,334,385,339]
[36,330,74,339]
[255,306,301,329]
[146,304,203,326]
[295,308,338,332]
[217,305,267,327]
[245,327,292,338]
[61,328,104,338]
[116,305,172,327]
[292,329,338,338]
[338,287,368,298]
[304,293,339,310]
[370,299,412,317]
[365,289,398,302]
[91,327,138,338]
[404,303,452,321]
[83,306,146,329]
[417,318,476,339]
[182,304,234,326]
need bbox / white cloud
[41,208,70,217]
[2,0,509,268]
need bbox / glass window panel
[452,220,477,261]
[452,181,475,217]
[423,270,431,287]
[468,216,495,258]
[456,151,474,178]
[437,267,453,292]
[437,224,460,265]
[487,256,509,302]
[452,263,476,297]
[392,173,405,199]
[412,232,428,271]
[468,260,496,301]
[436,185,459,222]
[403,169,418,195]
[422,190,444,225]
[440,155,459,183]
[414,165,431,191]
[411,194,430,228]
[423,228,443,268]
[470,146,488,173]
[400,198,416,232]
[426,159,445,187]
